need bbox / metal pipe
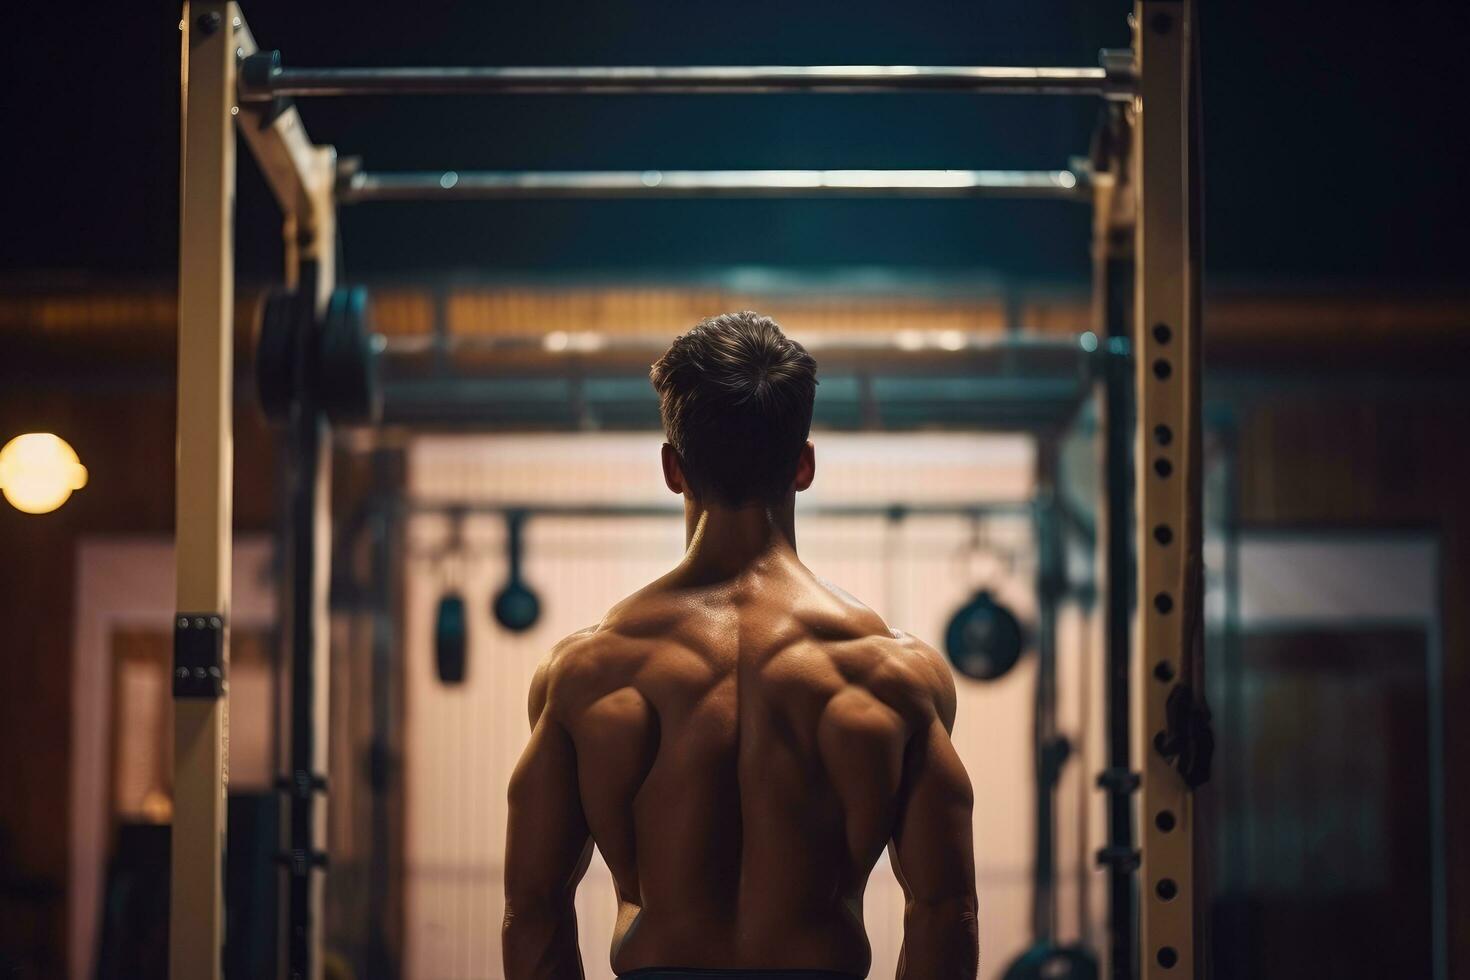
[1031,452,1062,944]
[1102,284,1138,980]
[400,498,1036,523]
[338,168,1088,204]
[284,261,329,980]
[376,330,1099,357]
[242,63,1129,100]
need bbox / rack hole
[1152,323,1172,344]
[1156,878,1178,901]
[1154,458,1173,478]
[1154,424,1173,446]
[1157,946,1179,969]
[1153,524,1173,545]
[1153,660,1175,683]
[1154,592,1174,614]
[1153,358,1172,380]
[1156,810,1176,833]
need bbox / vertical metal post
[1093,95,1139,974]
[1101,350,1139,980]
[367,451,404,979]
[1031,443,1066,946]
[282,272,329,980]
[172,3,237,978]
[282,160,337,980]
[1134,1,1198,977]
[228,14,341,971]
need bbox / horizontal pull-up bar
[400,498,1038,521]
[240,58,1133,100]
[377,331,1100,358]
[337,168,1089,203]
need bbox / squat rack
[172,2,1204,977]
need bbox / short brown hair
[649,311,818,506]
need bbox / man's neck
[676,495,798,583]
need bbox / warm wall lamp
[0,433,89,514]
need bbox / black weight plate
[944,589,1025,681]
[317,285,382,424]
[255,288,302,423]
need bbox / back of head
[649,311,818,507]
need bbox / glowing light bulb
[0,433,88,514]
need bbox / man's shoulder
[528,622,632,724]
[544,623,605,666]
[803,574,892,639]
[889,630,956,723]
[801,577,955,722]
[806,576,937,661]
[540,587,680,684]
[859,629,954,720]
[543,619,635,681]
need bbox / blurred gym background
[2,2,1467,979]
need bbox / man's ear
[661,443,687,495]
[793,440,815,492]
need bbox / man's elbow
[502,892,582,980]
[503,885,575,927]
[903,893,980,975]
[501,890,577,963]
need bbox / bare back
[504,553,978,979]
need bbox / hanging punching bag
[435,591,468,685]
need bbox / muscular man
[503,312,978,980]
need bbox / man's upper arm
[504,644,593,907]
[890,643,975,905]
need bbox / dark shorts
[618,971,865,980]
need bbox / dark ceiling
[3,1,1466,287]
